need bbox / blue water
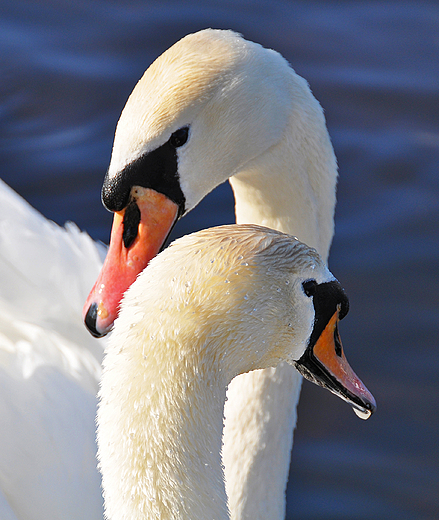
[1,1,439,518]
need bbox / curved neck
[98,339,230,520]
[229,77,337,262]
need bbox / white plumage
[1,28,340,519]
[89,29,338,519]
[0,179,105,520]
[97,225,335,520]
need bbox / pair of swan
[97,224,375,520]
[84,28,341,519]
[0,29,375,520]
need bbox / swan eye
[302,279,317,297]
[169,126,189,148]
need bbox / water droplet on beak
[353,407,372,420]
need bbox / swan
[97,224,375,520]
[84,29,341,518]
[0,179,106,519]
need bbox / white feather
[0,179,106,520]
[109,29,337,519]
[97,225,333,520]
[0,27,337,519]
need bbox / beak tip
[352,393,377,420]
[84,302,109,338]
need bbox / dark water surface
[1,1,439,518]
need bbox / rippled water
[1,1,439,518]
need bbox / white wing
[0,179,106,520]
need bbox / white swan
[0,179,105,519]
[84,29,339,518]
[97,224,375,520]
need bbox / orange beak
[294,307,376,419]
[83,187,178,337]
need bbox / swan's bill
[83,187,178,337]
[294,308,376,419]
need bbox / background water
[1,1,439,518]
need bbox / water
[1,1,439,518]
[353,407,372,421]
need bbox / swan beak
[83,187,178,337]
[294,310,376,420]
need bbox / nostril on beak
[122,201,141,249]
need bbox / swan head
[83,29,299,336]
[103,29,291,214]
[114,224,376,419]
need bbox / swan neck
[229,85,337,262]
[98,340,230,520]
